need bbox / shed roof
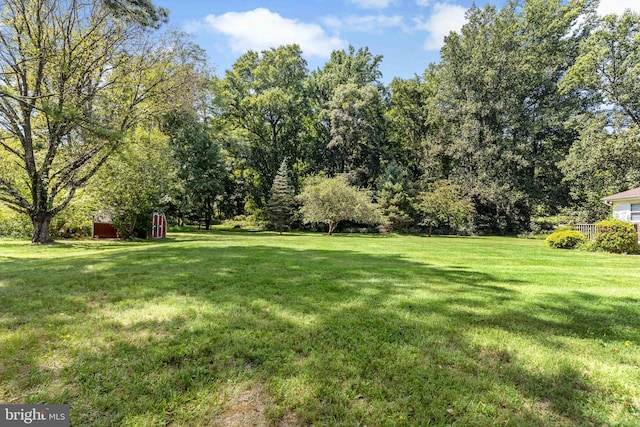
[603,186,640,202]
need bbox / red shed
[92,214,119,239]
[150,212,167,239]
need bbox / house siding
[612,199,640,223]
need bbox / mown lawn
[0,231,639,426]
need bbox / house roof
[603,186,640,202]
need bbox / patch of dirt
[213,385,267,427]
[213,384,300,427]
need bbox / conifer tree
[268,159,295,234]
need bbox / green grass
[1,231,639,426]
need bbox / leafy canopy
[298,175,386,235]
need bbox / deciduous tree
[103,0,168,28]
[90,126,176,238]
[561,10,640,127]
[0,0,202,243]
[163,111,226,230]
[560,11,640,220]
[431,0,590,232]
[418,180,474,237]
[298,175,386,235]
[212,45,309,206]
[386,75,437,182]
[307,46,388,186]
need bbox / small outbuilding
[92,214,119,239]
[92,212,167,239]
[603,187,640,224]
[150,212,167,239]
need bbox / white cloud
[323,14,405,32]
[204,8,346,58]
[597,0,640,16]
[183,20,204,33]
[416,3,467,51]
[348,0,395,9]
[416,0,430,6]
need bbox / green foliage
[327,82,386,185]
[163,111,226,230]
[386,76,435,182]
[103,0,169,28]
[212,45,310,205]
[268,159,296,233]
[49,193,95,238]
[418,180,474,236]
[298,175,386,235]
[0,1,205,243]
[1,196,93,239]
[6,0,636,241]
[307,46,388,185]
[561,118,640,222]
[0,205,30,237]
[432,0,588,232]
[560,11,640,220]
[90,127,177,239]
[530,215,572,234]
[561,10,640,128]
[375,161,417,233]
[594,220,639,254]
[546,230,586,249]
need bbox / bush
[0,206,31,237]
[50,203,93,239]
[546,230,586,249]
[594,220,638,254]
[530,216,572,234]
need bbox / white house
[603,187,640,224]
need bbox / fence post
[576,224,596,241]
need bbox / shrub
[530,216,572,234]
[546,230,586,249]
[0,205,31,237]
[594,220,639,254]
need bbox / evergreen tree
[268,159,295,234]
[376,161,417,233]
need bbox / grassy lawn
[1,231,639,426]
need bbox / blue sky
[154,0,639,82]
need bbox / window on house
[631,203,640,221]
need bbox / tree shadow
[0,235,638,425]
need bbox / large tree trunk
[31,213,53,244]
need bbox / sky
[154,0,640,83]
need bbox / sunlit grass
[1,231,639,426]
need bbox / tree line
[1,0,638,242]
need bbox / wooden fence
[576,224,596,241]
[576,223,640,241]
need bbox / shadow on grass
[0,235,638,425]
